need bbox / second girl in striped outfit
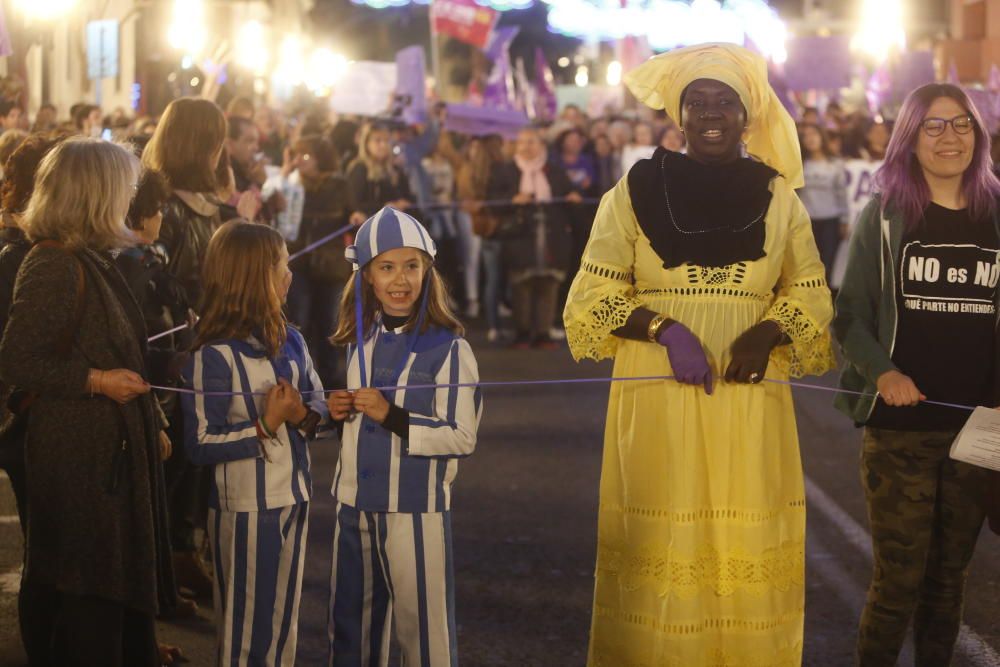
[182,220,328,666]
[326,206,483,667]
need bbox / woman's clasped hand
[326,388,390,423]
[88,368,151,404]
[261,377,308,435]
[657,319,787,393]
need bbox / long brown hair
[193,220,287,356]
[142,98,226,193]
[330,253,464,346]
[348,123,396,183]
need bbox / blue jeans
[480,238,503,330]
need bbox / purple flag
[783,36,851,91]
[485,26,518,62]
[444,103,529,139]
[988,64,1000,92]
[947,61,960,84]
[894,51,935,98]
[395,46,427,125]
[515,57,534,119]
[534,47,556,122]
[867,65,892,114]
[964,88,998,134]
[767,63,796,116]
[483,48,517,110]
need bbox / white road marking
[805,476,1000,666]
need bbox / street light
[236,20,269,75]
[575,65,588,87]
[167,0,207,57]
[13,0,75,21]
[306,47,349,95]
[852,0,905,61]
[606,60,621,86]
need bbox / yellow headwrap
[623,42,803,189]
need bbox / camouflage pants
[857,427,988,667]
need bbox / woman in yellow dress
[564,43,835,666]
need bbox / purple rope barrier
[149,374,979,412]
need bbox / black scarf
[628,148,777,269]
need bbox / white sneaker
[465,301,480,319]
[487,328,500,342]
[549,327,566,341]
[498,303,512,318]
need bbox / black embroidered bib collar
[628,147,778,269]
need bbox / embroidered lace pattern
[591,641,804,667]
[566,261,643,361]
[593,604,804,636]
[765,283,836,378]
[634,287,771,301]
[596,539,805,598]
[686,262,748,286]
[600,499,805,524]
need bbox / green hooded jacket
[833,194,1000,422]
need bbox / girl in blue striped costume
[182,220,328,666]
[326,206,483,667]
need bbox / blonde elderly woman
[564,44,834,666]
[0,138,175,666]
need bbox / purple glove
[658,321,713,394]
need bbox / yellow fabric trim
[590,641,804,667]
[597,539,805,599]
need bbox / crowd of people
[0,46,998,667]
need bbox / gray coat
[0,245,174,615]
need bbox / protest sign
[783,36,851,92]
[329,62,397,116]
[395,46,427,124]
[431,0,499,49]
[830,159,882,288]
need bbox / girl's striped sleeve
[405,338,482,458]
[182,345,262,466]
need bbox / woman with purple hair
[835,83,1000,665]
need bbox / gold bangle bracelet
[647,313,667,342]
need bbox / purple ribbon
[149,374,979,412]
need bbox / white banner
[831,159,882,288]
[329,62,397,117]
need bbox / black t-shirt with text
[868,202,999,431]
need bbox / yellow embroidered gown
[564,174,835,667]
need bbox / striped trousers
[208,502,309,667]
[328,503,458,667]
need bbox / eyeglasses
[921,114,974,137]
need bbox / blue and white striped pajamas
[329,504,457,667]
[183,328,327,667]
[329,323,482,667]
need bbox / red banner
[430,0,498,50]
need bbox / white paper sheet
[949,406,1000,472]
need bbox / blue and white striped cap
[345,206,437,269]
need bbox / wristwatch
[294,409,322,438]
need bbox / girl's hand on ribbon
[263,378,307,433]
[327,390,356,421]
[725,320,784,384]
[877,370,926,407]
[91,368,151,405]
[658,322,713,394]
[352,388,390,423]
